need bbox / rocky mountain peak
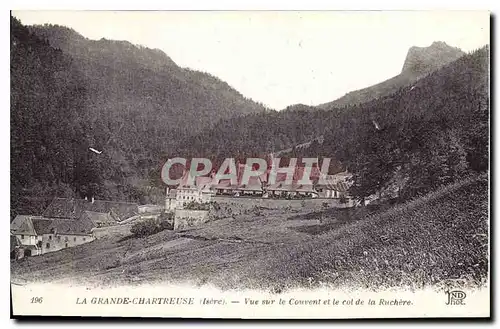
[401,41,465,75]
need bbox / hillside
[11,175,488,291]
[10,16,266,215]
[174,45,488,201]
[318,41,465,109]
[29,24,266,130]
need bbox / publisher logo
[445,290,466,305]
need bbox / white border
[2,1,496,328]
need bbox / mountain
[317,41,465,109]
[174,45,489,200]
[28,24,266,134]
[10,17,266,215]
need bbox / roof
[20,244,39,251]
[82,211,117,226]
[31,217,54,235]
[323,181,350,192]
[237,164,268,184]
[238,176,264,191]
[178,171,216,191]
[317,172,352,192]
[292,166,322,182]
[46,216,95,236]
[11,215,42,233]
[212,179,234,189]
[294,184,316,193]
[11,215,52,236]
[43,198,138,221]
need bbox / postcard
[10,10,490,319]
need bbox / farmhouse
[10,197,139,257]
[41,216,96,254]
[10,215,52,256]
[43,197,139,222]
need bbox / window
[49,235,52,240]
[83,237,86,242]
[57,236,61,242]
[20,235,24,239]
[46,243,50,249]
[65,243,68,248]
[74,237,77,242]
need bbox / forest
[173,47,489,202]
[10,16,266,216]
[11,14,489,216]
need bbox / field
[11,175,489,292]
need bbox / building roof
[178,171,216,191]
[11,215,52,236]
[31,217,54,235]
[43,198,138,221]
[317,171,352,192]
[82,211,117,226]
[323,181,350,192]
[238,176,264,191]
[46,216,95,236]
[11,215,41,232]
[20,244,39,251]
[212,179,234,189]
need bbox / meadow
[11,175,488,292]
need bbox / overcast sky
[12,11,489,110]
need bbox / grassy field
[11,174,489,292]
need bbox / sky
[12,10,489,110]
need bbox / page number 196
[31,297,43,304]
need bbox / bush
[130,216,173,237]
[159,219,173,231]
[130,219,158,237]
[184,201,211,210]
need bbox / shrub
[130,219,158,237]
[159,219,174,231]
[159,211,174,223]
[130,216,173,237]
[184,201,211,210]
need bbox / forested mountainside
[11,16,266,216]
[317,41,465,109]
[174,46,489,201]
[11,12,488,216]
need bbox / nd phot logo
[445,290,466,305]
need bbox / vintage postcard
[10,10,490,319]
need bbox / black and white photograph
[9,10,490,319]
